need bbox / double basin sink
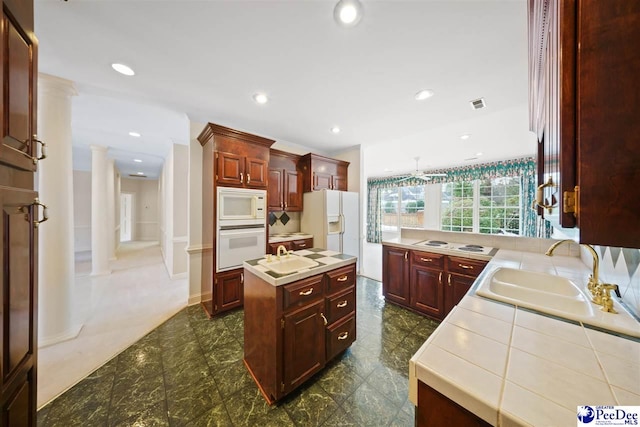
[476,267,639,338]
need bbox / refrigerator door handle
[340,214,345,234]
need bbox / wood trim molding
[197,122,275,148]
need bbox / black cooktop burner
[463,244,484,249]
[427,240,448,245]
[457,247,483,252]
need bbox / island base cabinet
[417,381,491,427]
[283,300,326,394]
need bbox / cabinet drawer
[326,314,356,361]
[326,264,356,293]
[325,286,355,324]
[283,274,324,310]
[291,238,312,250]
[446,256,487,277]
[411,251,444,269]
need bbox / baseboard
[90,269,112,277]
[171,272,187,280]
[188,294,202,305]
[38,323,84,348]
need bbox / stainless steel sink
[257,256,319,275]
[476,267,639,337]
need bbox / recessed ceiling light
[133,159,142,163]
[331,126,341,134]
[111,63,135,76]
[137,172,144,175]
[334,0,363,27]
[476,152,484,157]
[415,89,434,101]
[252,93,268,104]
[129,131,141,137]
[460,134,471,140]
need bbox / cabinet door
[0,187,38,425]
[411,266,444,320]
[282,299,325,393]
[326,314,355,361]
[245,157,268,188]
[284,170,302,211]
[444,273,475,315]
[332,174,347,191]
[268,168,283,211]
[312,172,332,191]
[1,6,38,172]
[215,269,244,314]
[216,151,244,187]
[382,246,409,306]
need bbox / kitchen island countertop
[243,248,356,286]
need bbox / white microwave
[217,187,266,226]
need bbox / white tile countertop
[409,249,640,426]
[268,232,314,243]
[382,237,498,262]
[243,248,356,286]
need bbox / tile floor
[36,277,439,427]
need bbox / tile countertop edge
[268,233,314,244]
[409,248,640,427]
[243,250,357,286]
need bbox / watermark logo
[577,406,640,426]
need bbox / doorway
[120,193,133,242]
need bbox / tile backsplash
[268,211,301,235]
[588,246,640,320]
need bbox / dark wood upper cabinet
[0,0,38,424]
[529,0,640,248]
[1,0,38,172]
[198,123,275,190]
[299,153,349,192]
[268,149,302,211]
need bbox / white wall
[159,143,189,279]
[121,178,159,241]
[73,170,92,252]
[187,121,204,304]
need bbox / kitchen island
[242,248,357,404]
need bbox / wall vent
[470,98,486,110]
[128,174,147,178]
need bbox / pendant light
[334,0,364,28]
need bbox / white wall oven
[216,187,267,271]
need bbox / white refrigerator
[301,189,359,263]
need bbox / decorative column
[37,73,81,346]
[107,158,117,260]
[90,145,111,276]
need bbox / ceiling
[34,0,533,180]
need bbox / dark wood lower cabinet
[417,381,491,427]
[283,300,325,393]
[243,262,356,404]
[214,268,244,314]
[383,245,487,321]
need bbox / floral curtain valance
[367,156,537,188]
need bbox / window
[441,182,474,232]
[381,185,425,231]
[478,177,521,235]
[441,178,522,235]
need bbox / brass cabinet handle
[337,300,348,308]
[299,288,313,296]
[458,264,474,270]
[404,251,408,261]
[438,271,442,284]
[298,243,306,247]
[34,137,46,163]
[420,257,433,262]
[534,176,557,213]
[240,273,244,283]
[337,331,349,340]
[32,198,49,228]
[284,202,287,209]
[337,275,348,282]
[247,173,251,184]
[447,273,451,287]
[240,172,244,183]
[321,313,327,325]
